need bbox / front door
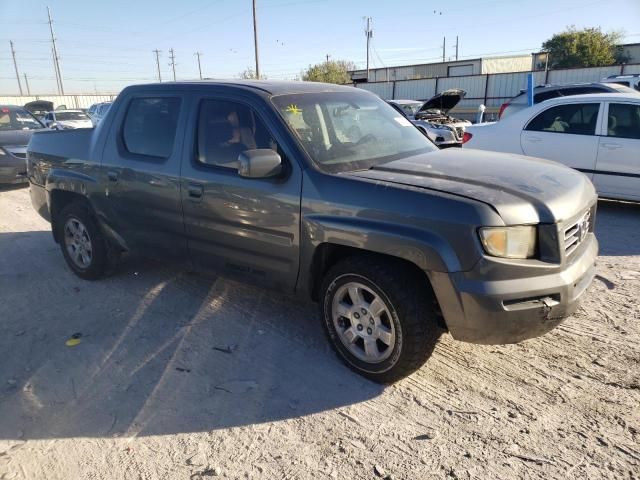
[520,102,602,175]
[594,101,640,201]
[100,93,189,263]
[180,95,302,292]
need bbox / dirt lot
[0,185,638,480]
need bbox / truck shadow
[0,198,636,440]
[595,199,640,256]
[0,231,382,441]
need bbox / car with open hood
[27,80,598,383]
[23,100,54,123]
[0,105,44,184]
[388,89,471,147]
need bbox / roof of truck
[127,79,359,96]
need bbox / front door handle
[107,171,119,182]
[188,183,204,198]
[600,143,621,150]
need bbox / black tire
[320,255,442,384]
[56,202,111,280]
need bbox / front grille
[563,209,591,256]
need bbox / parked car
[87,102,112,125]
[43,110,93,130]
[601,74,640,91]
[27,81,598,383]
[498,82,636,119]
[464,93,640,201]
[0,105,44,184]
[388,90,471,147]
[23,100,54,122]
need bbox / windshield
[272,91,436,172]
[0,108,43,131]
[56,111,89,121]
[395,102,423,116]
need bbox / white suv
[601,74,640,92]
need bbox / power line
[153,49,162,82]
[252,0,260,79]
[168,48,176,81]
[23,73,31,95]
[9,40,23,95]
[364,16,373,79]
[47,6,64,94]
[195,51,203,80]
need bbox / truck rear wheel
[57,203,110,280]
[320,256,442,383]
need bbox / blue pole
[527,72,534,107]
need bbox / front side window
[122,97,181,158]
[197,99,278,169]
[607,103,640,140]
[526,103,600,135]
[272,91,435,172]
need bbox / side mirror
[238,149,282,179]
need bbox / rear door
[593,101,640,201]
[100,92,190,263]
[521,102,602,175]
[180,93,302,292]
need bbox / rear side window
[534,90,562,103]
[526,103,600,135]
[607,103,640,140]
[122,97,181,158]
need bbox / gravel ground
[0,185,638,480]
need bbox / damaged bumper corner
[429,235,598,345]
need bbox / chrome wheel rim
[331,281,396,363]
[64,217,93,269]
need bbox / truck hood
[345,149,596,225]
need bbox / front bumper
[430,234,598,344]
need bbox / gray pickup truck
[27,81,598,383]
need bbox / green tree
[238,67,266,80]
[302,60,355,84]
[542,26,626,68]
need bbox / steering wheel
[356,133,377,145]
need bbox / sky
[0,0,639,95]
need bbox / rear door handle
[188,183,204,199]
[600,143,621,150]
[107,170,119,182]
[526,136,542,143]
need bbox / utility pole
[47,6,64,95]
[153,49,162,82]
[9,41,23,95]
[252,0,260,79]
[168,48,176,81]
[195,51,203,80]
[23,73,31,95]
[442,36,446,63]
[455,36,459,61]
[365,17,373,80]
[326,54,330,63]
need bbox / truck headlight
[479,226,537,259]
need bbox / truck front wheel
[56,203,110,280]
[320,256,442,383]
